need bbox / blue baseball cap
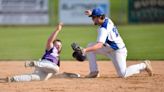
[89,7,105,17]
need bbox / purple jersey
[41,47,60,66]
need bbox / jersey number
[112,26,119,37]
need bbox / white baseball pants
[13,60,59,82]
[87,43,146,78]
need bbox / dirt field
[0,61,163,92]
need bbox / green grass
[0,24,164,60]
[119,24,164,60]
[110,0,128,24]
[0,1,163,61]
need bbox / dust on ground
[0,61,163,92]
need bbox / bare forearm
[46,23,63,49]
[47,30,60,44]
[84,43,103,53]
[85,46,99,52]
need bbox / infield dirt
[0,61,163,92]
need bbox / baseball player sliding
[82,7,153,78]
[6,23,80,82]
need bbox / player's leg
[86,43,113,78]
[7,59,60,82]
[32,60,59,80]
[108,48,149,78]
[86,43,108,72]
[8,67,54,82]
[26,60,59,74]
[8,74,40,82]
[8,68,42,82]
[32,67,54,81]
[125,60,153,77]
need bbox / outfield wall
[0,0,49,25]
[59,0,109,25]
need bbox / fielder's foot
[144,60,153,76]
[24,61,35,68]
[85,71,100,78]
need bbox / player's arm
[83,42,103,53]
[83,28,108,53]
[46,23,63,50]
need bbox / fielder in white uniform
[83,8,153,78]
[6,23,80,82]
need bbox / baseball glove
[71,42,86,61]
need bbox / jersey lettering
[112,26,119,37]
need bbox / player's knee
[51,66,59,73]
[46,64,59,73]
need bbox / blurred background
[0,0,163,60]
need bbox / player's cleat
[7,77,14,83]
[62,72,81,78]
[24,61,35,68]
[85,71,100,78]
[144,60,153,76]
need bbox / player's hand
[82,48,86,55]
[56,22,63,31]
[85,10,92,16]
